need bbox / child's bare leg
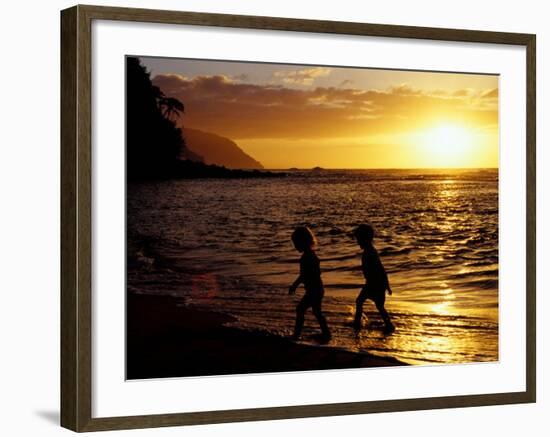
[375,299,394,332]
[312,302,330,339]
[293,297,309,339]
[354,287,368,329]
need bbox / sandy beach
[127,292,406,380]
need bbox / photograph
[125,55,499,380]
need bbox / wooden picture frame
[61,4,536,432]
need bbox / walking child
[289,226,331,342]
[353,224,395,333]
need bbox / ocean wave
[127,170,499,365]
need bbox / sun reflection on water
[128,169,499,365]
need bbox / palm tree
[158,95,185,122]
[126,56,187,180]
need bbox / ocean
[127,168,499,365]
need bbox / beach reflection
[347,298,498,365]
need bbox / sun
[417,123,477,167]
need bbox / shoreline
[127,292,406,380]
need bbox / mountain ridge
[181,128,263,170]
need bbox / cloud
[452,89,471,97]
[152,74,498,140]
[390,84,423,96]
[272,67,332,86]
[481,88,498,99]
[232,73,249,82]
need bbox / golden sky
[143,57,498,169]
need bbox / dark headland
[126,56,283,181]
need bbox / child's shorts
[356,284,386,304]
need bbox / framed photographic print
[60,4,536,432]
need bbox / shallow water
[127,168,498,365]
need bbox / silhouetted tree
[159,96,185,122]
[126,56,284,180]
[126,57,186,180]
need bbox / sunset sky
[141,56,499,169]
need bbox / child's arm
[384,270,392,295]
[289,275,302,295]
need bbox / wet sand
[127,293,406,380]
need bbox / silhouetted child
[289,226,331,342]
[353,224,395,333]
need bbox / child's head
[291,226,317,252]
[354,224,374,248]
